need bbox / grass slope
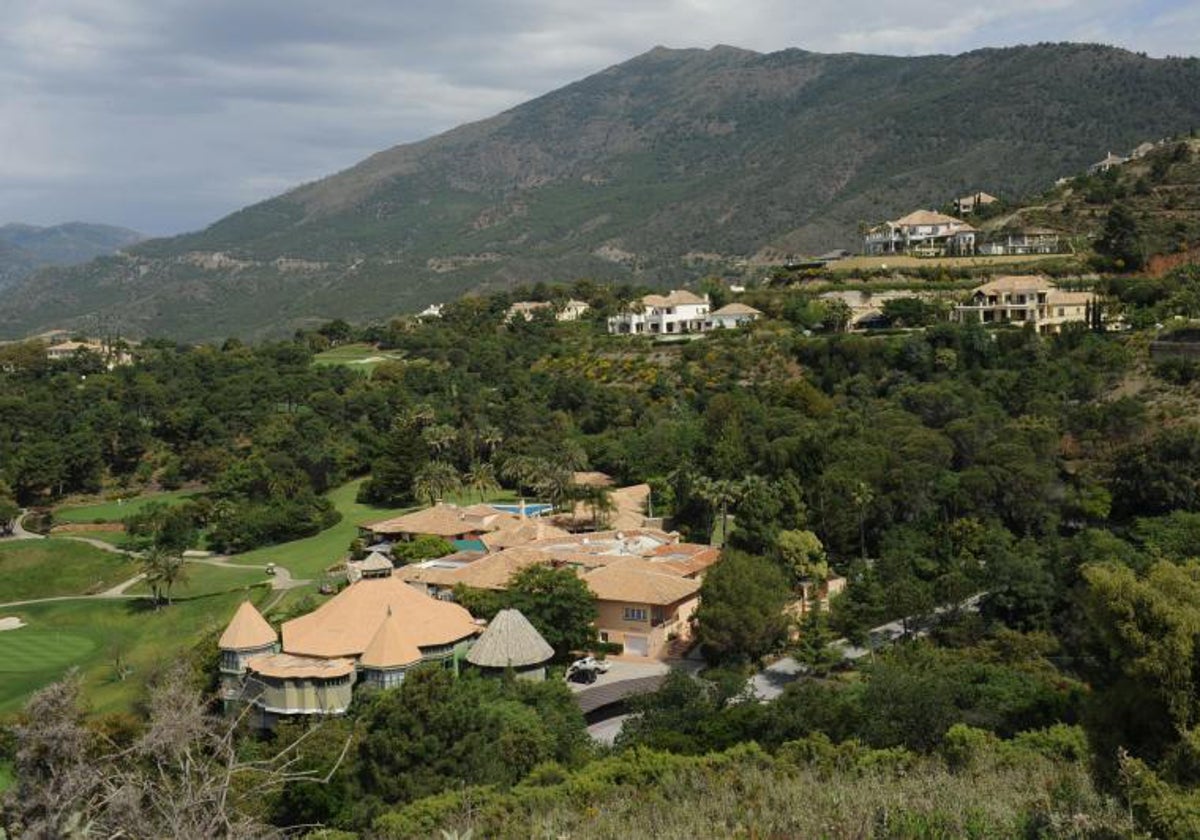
[0,539,139,601]
[127,562,268,599]
[53,489,199,524]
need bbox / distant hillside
[0,222,142,288]
[3,43,1200,341]
[980,137,1200,265]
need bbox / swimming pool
[490,503,554,517]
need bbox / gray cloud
[0,0,1192,235]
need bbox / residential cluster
[218,473,843,724]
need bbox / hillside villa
[607,291,762,335]
[45,339,133,368]
[398,527,720,660]
[863,210,977,257]
[952,275,1095,333]
[977,227,1065,256]
[607,290,711,335]
[505,299,590,323]
[954,191,998,215]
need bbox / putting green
[0,628,96,673]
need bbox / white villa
[707,303,763,329]
[952,275,1095,334]
[607,290,711,335]
[864,210,977,257]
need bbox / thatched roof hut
[465,609,554,679]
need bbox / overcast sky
[3,1,1198,236]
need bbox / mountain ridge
[0,222,142,289]
[3,42,1200,340]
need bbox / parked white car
[565,656,611,684]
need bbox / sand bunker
[0,616,27,631]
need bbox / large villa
[219,490,724,722]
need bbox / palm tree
[694,476,742,543]
[464,462,500,502]
[585,485,616,529]
[851,481,875,562]
[499,454,540,495]
[140,546,189,608]
[533,464,573,512]
[479,426,503,458]
[553,440,588,473]
[412,460,462,508]
[421,424,458,457]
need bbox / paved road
[5,510,45,541]
[587,713,635,746]
[748,593,986,701]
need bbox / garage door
[624,634,649,657]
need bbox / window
[623,607,648,622]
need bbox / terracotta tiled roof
[480,519,571,552]
[398,547,549,591]
[648,543,722,577]
[364,502,517,538]
[643,290,708,307]
[359,611,423,668]
[245,653,355,679]
[893,209,968,227]
[572,471,615,488]
[584,557,701,605]
[973,274,1055,295]
[1046,290,1095,305]
[711,303,762,317]
[282,577,479,658]
[219,601,277,650]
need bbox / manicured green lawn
[128,561,268,599]
[313,343,404,372]
[0,539,140,601]
[54,489,199,524]
[0,587,272,716]
[0,628,96,673]
[54,529,136,548]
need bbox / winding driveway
[0,513,310,611]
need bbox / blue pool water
[490,503,554,517]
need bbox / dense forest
[7,265,1200,836]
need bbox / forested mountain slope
[0,222,141,289]
[3,42,1200,341]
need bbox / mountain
[0,222,143,289]
[3,42,1200,341]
